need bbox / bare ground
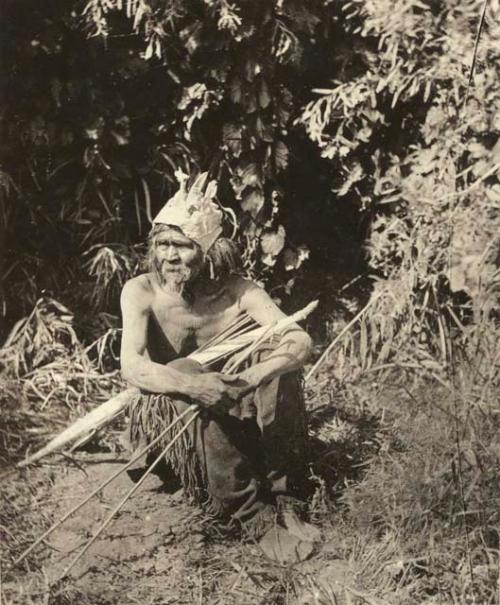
[2,452,354,605]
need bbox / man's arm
[120,278,243,408]
[237,279,312,388]
[120,278,193,395]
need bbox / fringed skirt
[128,391,208,505]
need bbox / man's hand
[190,372,247,413]
[236,367,263,392]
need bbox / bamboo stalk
[12,404,197,568]
[59,408,200,580]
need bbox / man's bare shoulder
[225,274,262,301]
[121,273,155,309]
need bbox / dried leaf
[282,512,321,543]
[241,188,264,217]
[259,526,313,565]
[274,141,289,171]
[261,225,286,266]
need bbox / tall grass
[0,297,122,464]
[306,278,499,604]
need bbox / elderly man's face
[153,227,203,292]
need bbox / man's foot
[257,495,321,563]
[239,504,278,541]
[275,494,308,520]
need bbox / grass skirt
[128,391,208,505]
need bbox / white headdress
[153,170,223,254]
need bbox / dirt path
[3,457,353,605]
[45,461,260,604]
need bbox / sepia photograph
[1,1,499,603]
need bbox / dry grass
[0,298,125,603]
[303,287,500,604]
[0,298,123,465]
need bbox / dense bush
[2,1,497,329]
[2,1,499,347]
[0,0,357,342]
[301,0,500,363]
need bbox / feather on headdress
[153,170,223,254]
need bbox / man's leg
[245,344,309,501]
[256,372,309,499]
[128,391,269,521]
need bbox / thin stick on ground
[13,403,197,568]
[59,407,200,580]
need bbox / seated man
[120,172,312,532]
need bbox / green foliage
[79,0,332,282]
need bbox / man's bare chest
[148,290,241,357]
